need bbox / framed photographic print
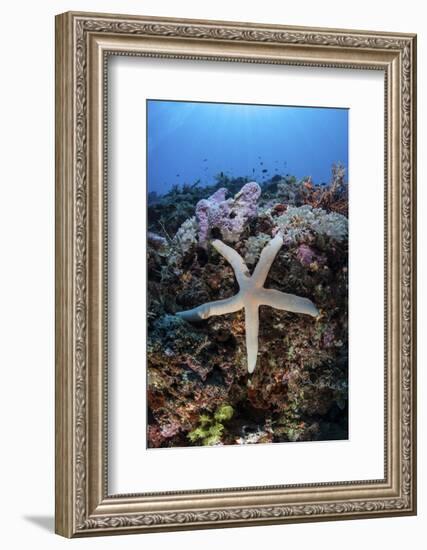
[55,11,417,537]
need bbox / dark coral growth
[147,166,348,448]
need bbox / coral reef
[196,182,261,245]
[273,204,348,244]
[147,167,348,448]
[174,216,198,253]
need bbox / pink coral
[196,188,229,243]
[160,421,181,438]
[147,425,164,448]
[296,244,316,267]
[323,326,335,347]
[148,231,167,249]
[196,182,261,245]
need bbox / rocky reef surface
[147,165,348,448]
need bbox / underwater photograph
[146,99,349,448]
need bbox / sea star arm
[252,233,283,287]
[212,239,250,286]
[176,295,243,322]
[245,304,259,374]
[260,288,319,317]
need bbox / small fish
[203,158,208,162]
[176,174,180,177]
[262,169,268,173]
[252,168,255,173]
[260,162,264,165]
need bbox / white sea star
[176,234,319,373]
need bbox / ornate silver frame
[55,11,417,537]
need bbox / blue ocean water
[147,100,348,196]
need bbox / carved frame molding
[55,11,416,537]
